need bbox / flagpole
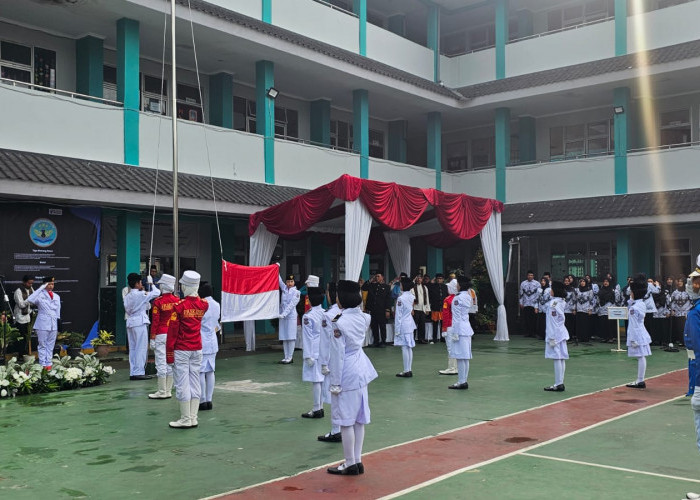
[171,0,179,288]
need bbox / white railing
[0,77,123,107]
[509,16,614,44]
[309,0,357,17]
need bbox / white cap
[159,274,176,289]
[179,270,201,287]
[305,275,320,287]
[690,254,700,278]
[447,279,458,295]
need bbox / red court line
[218,370,686,499]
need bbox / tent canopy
[244,175,509,345]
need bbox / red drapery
[249,174,503,241]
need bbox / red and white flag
[221,261,279,322]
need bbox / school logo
[454,300,459,306]
[29,218,57,247]
[303,317,309,325]
[322,319,327,328]
[397,300,402,307]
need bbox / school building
[1,0,700,342]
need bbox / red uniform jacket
[150,293,180,339]
[166,296,208,364]
[441,294,456,332]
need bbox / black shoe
[327,463,360,475]
[130,375,153,380]
[371,344,380,348]
[301,409,324,418]
[626,381,646,389]
[199,401,213,411]
[448,382,468,390]
[317,432,342,442]
[396,371,413,378]
[544,384,565,392]
[357,462,364,474]
[379,342,387,347]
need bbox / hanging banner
[0,204,101,341]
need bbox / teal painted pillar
[209,73,233,129]
[310,99,331,147]
[613,87,629,194]
[495,0,508,80]
[353,89,369,178]
[353,0,367,56]
[388,120,407,163]
[256,60,275,183]
[518,116,536,163]
[427,5,440,83]
[76,36,103,98]
[427,112,442,190]
[362,254,370,280]
[616,229,630,289]
[388,14,406,36]
[495,107,511,202]
[117,18,140,166]
[614,0,627,56]
[427,247,443,277]
[262,0,271,23]
[116,212,140,345]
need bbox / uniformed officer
[123,272,161,380]
[278,272,301,364]
[361,273,392,347]
[148,274,178,399]
[26,276,61,369]
[301,283,326,419]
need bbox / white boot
[148,377,171,399]
[169,401,192,428]
[439,358,458,375]
[190,398,200,427]
[165,375,174,397]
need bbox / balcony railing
[0,77,123,107]
[310,0,357,17]
[509,16,614,44]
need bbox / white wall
[274,140,360,188]
[439,49,496,88]
[139,113,266,183]
[506,20,615,78]
[368,159,436,188]
[366,24,434,81]
[628,147,700,194]
[506,157,615,203]
[444,169,496,199]
[272,0,359,53]
[0,84,123,163]
[628,1,700,54]
[203,0,261,19]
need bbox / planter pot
[67,347,82,358]
[95,345,110,358]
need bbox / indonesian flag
[220,260,279,322]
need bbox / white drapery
[480,211,509,341]
[244,223,280,351]
[344,200,373,281]
[384,231,411,276]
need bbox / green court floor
[0,336,692,499]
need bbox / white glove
[451,333,459,342]
[321,364,330,375]
[147,275,153,285]
[39,283,48,290]
[149,339,156,350]
[278,314,285,319]
[548,338,556,348]
[305,358,315,367]
[631,340,639,347]
[330,385,342,395]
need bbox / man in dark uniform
[428,273,449,338]
[361,273,392,347]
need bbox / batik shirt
[519,279,539,308]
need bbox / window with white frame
[103,65,117,101]
[446,141,468,171]
[176,83,203,123]
[331,120,353,151]
[549,120,614,160]
[472,136,495,169]
[659,109,691,147]
[547,0,614,30]
[141,74,168,115]
[232,95,299,140]
[1,40,56,89]
[369,129,384,159]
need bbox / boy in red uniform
[167,271,209,429]
[438,279,458,375]
[148,274,178,400]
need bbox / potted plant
[0,311,22,364]
[90,330,114,358]
[57,332,85,358]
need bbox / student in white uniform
[449,276,474,390]
[544,281,569,392]
[278,273,301,364]
[394,277,417,378]
[198,282,220,411]
[327,280,378,476]
[318,293,342,443]
[26,276,60,369]
[301,283,326,419]
[626,274,653,389]
[123,272,161,379]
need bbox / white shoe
[189,398,200,427]
[686,493,700,499]
[148,377,171,399]
[169,401,193,428]
[439,368,458,375]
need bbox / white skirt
[393,331,415,348]
[302,360,324,383]
[200,353,216,372]
[628,344,652,357]
[278,317,297,341]
[545,341,569,360]
[452,335,472,360]
[331,385,370,427]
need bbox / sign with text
[608,306,628,320]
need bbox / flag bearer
[148,274,178,399]
[301,279,326,419]
[124,272,160,380]
[278,272,301,364]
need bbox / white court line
[521,452,700,484]
[201,369,685,499]
[377,394,686,500]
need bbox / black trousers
[651,317,671,346]
[414,311,426,341]
[575,313,591,342]
[522,306,536,336]
[672,316,687,345]
[565,313,576,340]
[370,311,387,345]
[536,312,546,339]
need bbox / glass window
[563,5,584,27]
[103,65,117,102]
[660,109,691,146]
[141,74,167,115]
[550,127,564,159]
[1,41,31,65]
[443,32,466,56]
[33,47,56,89]
[472,137,494,169]
[1,65,30,83]
[446,141,468,171]
[369,129,384,159]
[233,96,247,131]
[564,124,585,158]
[587,121,609,155]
